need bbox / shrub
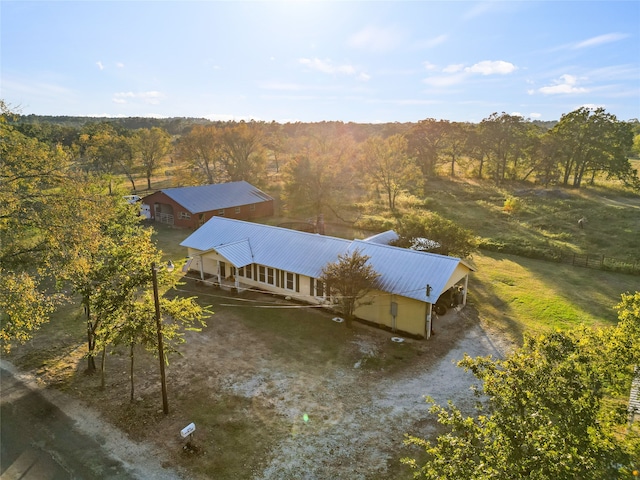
[502,196,522,213]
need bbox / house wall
[186,248,430,338]
[143,191,274,229]
[355,292,428,337]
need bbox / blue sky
[2,1,639,123]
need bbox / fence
[557,253,640,274]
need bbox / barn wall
[143,192,274,229]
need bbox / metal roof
[181,217,474,302]
[159,181,273,214]
[362,230,399,245]
[214,239,253,268]
[181,217,351,278]
[348,240,463,303]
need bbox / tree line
[11,108,639,213]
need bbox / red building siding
[143,191,274,229]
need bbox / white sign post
[180,422,196,442]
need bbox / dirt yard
[6,285,513,479]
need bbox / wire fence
[556,252,639,275]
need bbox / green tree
[320,250,380,328]
[217,122,266,184]
[361,135,422,211]
[403,294,640,479]
[406,119,450,178]
[133,127,172,190]
[174,124,222,185]
[0,103,81,351]
[59,197,146,373]
[100,271,208,401]
[393,212,477,258]
[442,122,469,177]
[283,134,357,220]
[550,107,635,188]
[479,112,533,183]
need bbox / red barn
[142,181,274,229]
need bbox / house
[142,181,274,229]
[180,217,475,339]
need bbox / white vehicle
[123,195,142,204]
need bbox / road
[0,367,174,480]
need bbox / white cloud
[423,60,517,87]
[96,61,104,70]
[537,74,588,95]
[574,33,629,49]
[529,112,542,119]
[299,58,369,81]
[443,64,465,74]
[580,103,605,110]
[347,25,404,52]
[112,91,165,105]
[423,61,438,71]
[465,60,516,75]
[116,62,125,68]
[299,58,353,75]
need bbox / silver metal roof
[214,239,253,268]
[159,181,273,214]
[362,230,399,245]
[181,217,474,302]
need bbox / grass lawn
[470,251,639,344]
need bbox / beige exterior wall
[185,248,431,338]
[355,291,428,337]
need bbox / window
[316,280,324,297]
[246,265,252,279]
[235,207,241,214]
[179,212,191,220]
[218,209,225,216]
[249,204,256,212]
[238,267,245,277]
[286,272,294,290]
[267,268,274,285]
[259,266,266,283]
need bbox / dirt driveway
[7,286,512,479]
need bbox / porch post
[426,303,433,339]
[463,275,469,306]
[198,255,204,281]
[216,260,221,284]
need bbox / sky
[1,1,639,124]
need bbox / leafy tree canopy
[393,212,477,258]
[320,249,380,326]
[404,292,640,479]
